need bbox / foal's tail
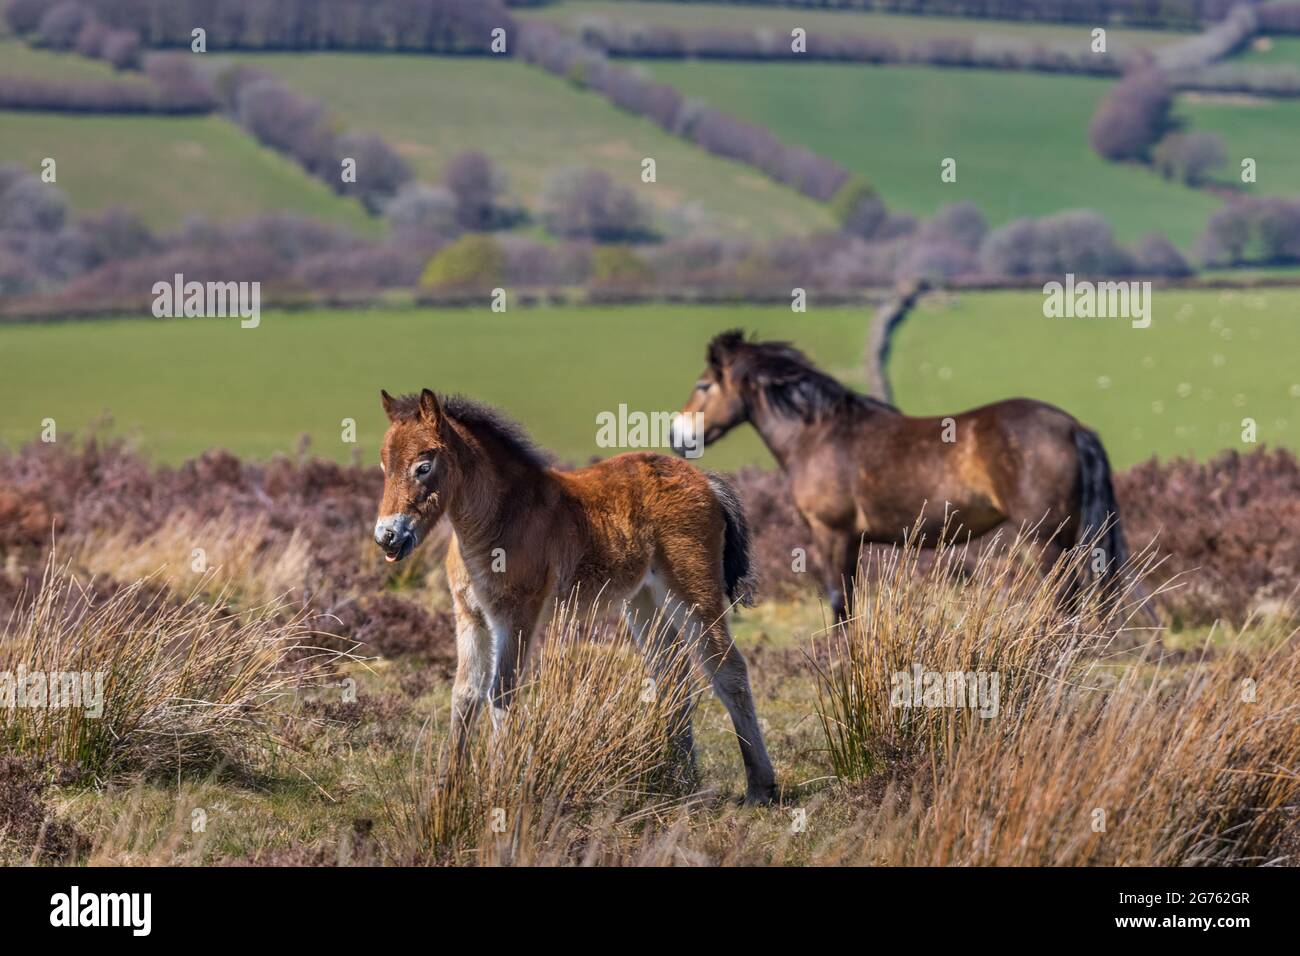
[706,473,757,608]
[1073,427,1130,591]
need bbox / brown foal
[674,331,1134,622]
[372,389,778,804]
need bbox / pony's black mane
[716,333,897,423]
[391,393,552,468]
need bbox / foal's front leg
[447,539,493,761]
[486,594,548,733]
[449,595,493,762]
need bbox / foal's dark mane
[390,393,552,468]
[712,331,897,423]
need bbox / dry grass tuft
[0,556,340,783]
[388,601,700,865]
[807,528,1299,866]
[812,523,1161,779]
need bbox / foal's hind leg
[697,620,778,805]
[655,566,778,805]
[626,584,698,783]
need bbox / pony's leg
[448,557,494,762]
[625,584,696,781]
[487,594,548,733]
[812,522,860,624]
[697,617,778,805]
[656,564,778,805]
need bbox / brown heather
[0,442,1296,865]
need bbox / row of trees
[1199,195,1300,265]
[1088,69,1174,161]
[601,1,1235,29]
[4,0,513,52]
[1152,131,1228,186]
[389,203,1196,295]
[1152,2,1257,72]
[212,66,412,213]
[0,165,173,297]
[1171,59,1300,96]
[518,21,853,205]
[383,157,650,242]
[4,176,1197,315]
[0,64,212,113]
[1258,2,1300,34]
[577,23,1132,76]
[978,209,1191,278]
[13,0,143,68]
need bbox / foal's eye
[414,460,433,478]
[695,381,711,393]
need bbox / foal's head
[672,330,752,454]
[373,388,461,563]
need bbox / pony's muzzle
[374,514,417,563]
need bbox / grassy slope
[1233,34,1300,67]
[220,52,833,238]
[0,37,151,82]
[1175,91,1300,197]
[888,288,1300,466]
[3,290,1295,469]
[527,0,1190,53]
[0,39,378,232]
[641,60,1220,248]
[0,304,870,468]
[0,111,380,233]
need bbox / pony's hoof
[743,783,779,807]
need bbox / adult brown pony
[373,388,778,804]
[673,331,1133,623]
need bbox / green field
[640,60,1220,248]
[220,53,833,238]
[1175,91,1300,196]
[1233,34,1300,68]
[527,0,1189,53]
[0,305,870,468]
[3,294,1295,470]
[889,288,1300,466]
[0,111,380,232]
[0,37,151,83]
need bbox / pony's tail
[1073,427,1130,590]
[706,472,757,608]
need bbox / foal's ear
[418,388,442,426]
[707,329,746,373]
[380,389,398,422]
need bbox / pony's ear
[418,388,442,426]
[707,329,746,373]
[380,389,399,422]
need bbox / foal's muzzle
[374,514,417,563]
